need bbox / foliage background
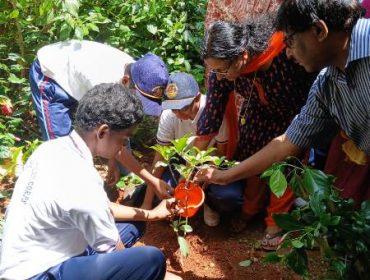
[0,0,207,179]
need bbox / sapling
[152,134,237,258]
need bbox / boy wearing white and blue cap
[158,72,227,144]
[142,72,228,226]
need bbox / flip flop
[261,231,284,251]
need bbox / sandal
[261,231,284,251]
[230,213,254,234]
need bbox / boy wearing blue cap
[30,40,168,140]
[142,72,229,226]
[30,40,173,200]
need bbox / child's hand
[150,178,174,199]
[149,198,182,220]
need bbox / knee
[206,183,244,212]
[207,184,243,201]
[141,246,166,280]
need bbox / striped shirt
[286,18,370,155]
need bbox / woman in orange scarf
[196,14,317,250]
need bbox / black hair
[276,0,365,33]
[75,83,144,131]
[201,14,276,60]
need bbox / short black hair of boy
[276,0,365,33]
[75,83,144,131]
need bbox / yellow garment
[341,132,367,165]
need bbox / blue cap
[161,72,200,110]
[130,53,169,116]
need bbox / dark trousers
[29,222,166,280]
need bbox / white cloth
[156,94,228,145]
[0,131,119,280]
[37,40,134,101]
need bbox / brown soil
[137,212,327,280]
[104,182,327,280]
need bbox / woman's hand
[194,167,228,185]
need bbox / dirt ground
[104,181,327,280]
[0,166,328,280]
[137,210,327,280]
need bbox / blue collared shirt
[286,18,370,155]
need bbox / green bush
[0,0,207,180]
[262,159,370,279]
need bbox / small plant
[152,135,236,259]
[116,173,144,190]
[262,158,370,279]
[0,138,42,181]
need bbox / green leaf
[180,224,193,233]
[329,215,341,225]
[269,169,287,198]
[60,23,72,40]
[177,236,189,257]
[74,26,83,40]
[273,213,303,231]
[170,134,191,154]
[360,200,370,220]
[291,240,304,248]
[319,212,329,225]
[260,167,274,179]
[289,172,306,198]
[147,24,158,35]
[163,18,173,26]
[331,260,347,277]
[238,259,252,267]
[303,169,332,197]
[286,249,308,276]
[8,74,26,84]
[309,191,326,216]
[86,23,99,32]
[263,253,283,263]
[0,146,11,159]
[9,10,19,19]
[64,0,80,17]
[0,190,11,199]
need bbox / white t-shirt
[37,40,135,101]
[156,94,228,145]
[0,131,119,280]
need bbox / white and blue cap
[161,72,200,110]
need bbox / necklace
[238,71,258,126]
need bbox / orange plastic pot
[174,182,205,218]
